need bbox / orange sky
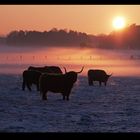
[0,5,140,36]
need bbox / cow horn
[77,66,84,74]
[63,67,67,73]
[108,73,113,77]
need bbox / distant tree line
[5,28,91,47]
[0,24,140,49]
[94,23,140,49]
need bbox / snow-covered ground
[0,74,140,132]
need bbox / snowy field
[0,74,140,132]
[0,45,140,132]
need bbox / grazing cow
[39,66,84,101]
[88,69,112,86]
[28,66,63,74]
[22,70,42,91]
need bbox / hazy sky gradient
[0,5,140,36]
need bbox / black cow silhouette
[88,69,112,86]
[39,67,84,100]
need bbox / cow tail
[22,71,26,90]
[39,75,43,95]
[22,79,25,90]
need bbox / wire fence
[0,54,139,63]
[0,54,140,75]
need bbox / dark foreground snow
[0,74,140,132]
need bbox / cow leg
[37,83,40,91]
[27,83,32,91]
[42,92,47,100]
[104,82,107,86]
[99,81,102,86]
[88,78,93,86]
[63,95,66,100]
[66,95,69,101]
[62,93,67,100]
[22,80,25,91]
[62,93,66,100]
[66,91,71,101]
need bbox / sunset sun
[113,16,126,30]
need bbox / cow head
[64,66,84,83]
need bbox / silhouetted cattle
[28,66,63,74]
[88,69,112,86]
[22,70,42,91]
[39,66,84,101]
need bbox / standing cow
[22,70,42,91]
[39,66,84,101]
[88,69,112,86]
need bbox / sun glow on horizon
[113,16,126,30]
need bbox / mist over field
[0,45,140,77]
